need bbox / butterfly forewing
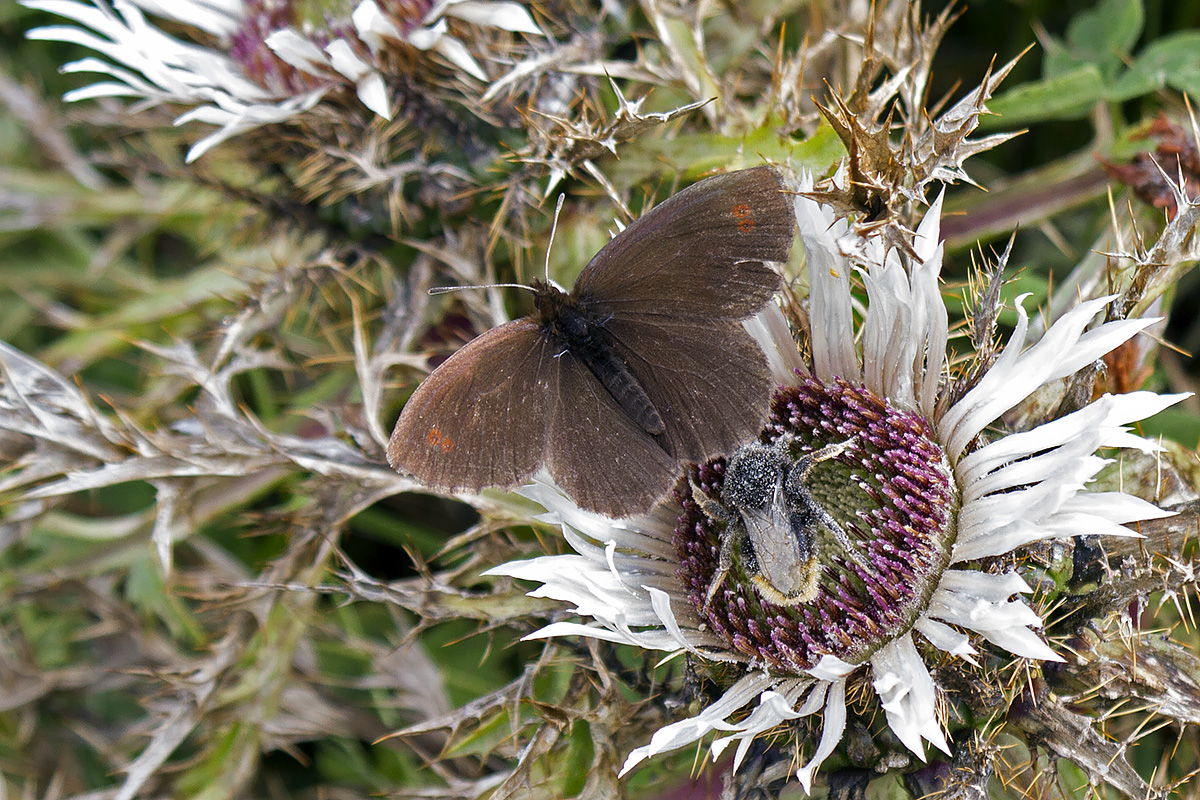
[388,319,558,493]
[573,166,792,319]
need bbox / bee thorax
[722,442,788,509]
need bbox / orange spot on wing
[730,203,757,232]
[426,426,457,453]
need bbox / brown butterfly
[387,165,794,518]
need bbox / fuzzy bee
[691,436,869,607]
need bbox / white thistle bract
[24,0,542,161]
[486,171,1187,790]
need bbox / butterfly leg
[690,477,741,608]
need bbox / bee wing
[741,483,809,598]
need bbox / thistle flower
[25,0,541,161]
[486,173,1187,790]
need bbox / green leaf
[560,720,594,798]
[422,620,527,705]
[655,15,721,105]
[1065,0,1144,66]
[1056,758,1091,796]
[609,121,844,187]
[125,556,206,648]
[984,65,1106,128]
[175,723,254,800]
[312,738,421,791]
[532,661,576,705]
[1109,31,1200,101]
[1167,68,1200,100]
[1043,1,1142,81]
[859,771,911,800]
[1136,406,1200,449]
[13,600,82,669]
[347,505,448,554]
[1042,35,1091,80]
[442,706,513,758]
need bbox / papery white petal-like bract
[871,635,950,758]
[795,680,846,792]
[619,673,777,776]
[437,0,542,34]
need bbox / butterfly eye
[730,203,757,233]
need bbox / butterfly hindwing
[546,353,678,518]
[602,315,774,464]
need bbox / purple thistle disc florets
[230,1,333,94]
[380,0,438,32]
[673,376,957,672]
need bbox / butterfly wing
[546,355,678,518]
[602,316,775,463]
[387,319,559,493]
[389,166,794,516]
[545,167,793,514]
[573,166,792,319]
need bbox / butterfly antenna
[544,193,566,283]
[427,283,537,296]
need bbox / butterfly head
[530,279,576,325]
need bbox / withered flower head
[24,0,541,161]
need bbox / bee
[690,436,868,607]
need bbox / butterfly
[387,165,795,518]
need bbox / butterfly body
[531,279,667,438]
[389,165,795,518]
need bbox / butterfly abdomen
[572,327,667,438]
